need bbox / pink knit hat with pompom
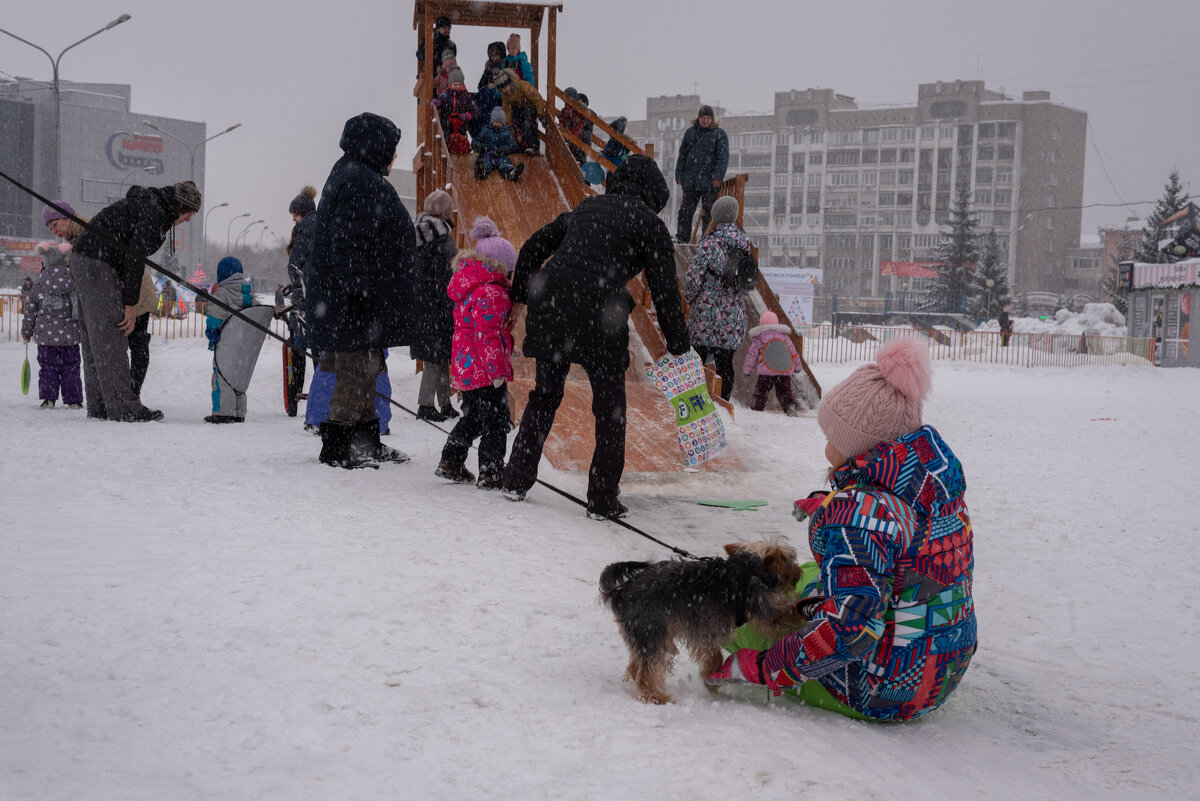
[817,338,932,459]
[470,216,517,272]
[758,310,778,326]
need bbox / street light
[0,14,132,198]
[141,119,242,183]
[226,212,250,250]
[203,202,229,274]
[258,226,271,247]
[117,165,155,196]
[985,277,996,319]
[236,219,264,248]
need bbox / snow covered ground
[1,337,1196,800]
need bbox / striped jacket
[764,425,976,720]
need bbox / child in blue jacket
[473,108,525,182]
[205,256,253,423]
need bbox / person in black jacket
[279,185,318,412]
[411,189,459,421]
[416,15,454,76]
[675,105,730,243]
[502,154,691,519]
[303,112,415,469]
[72,181,202,422]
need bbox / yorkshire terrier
[598,537,806,705]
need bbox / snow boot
[586,499,629,521]
[439,404,459,420]
[416,404,446,422]
[476,472,504,490]
[320,421,377,469]
[39,399,55,409]
[435,461,476,484]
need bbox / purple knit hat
[817,338,932,459]
[470,216,517,272]
[42,200,76,227]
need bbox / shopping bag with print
[646,349,727,467]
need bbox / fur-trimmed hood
[748,322,791,338]
[451,248,513,280]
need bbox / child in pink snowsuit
[436,217,517,489]
[742,310,801,415]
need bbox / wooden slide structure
[412,1,819,473]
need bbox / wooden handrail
[551,87,643,157]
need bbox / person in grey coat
[22,242,83,409]
[410,189,459,421]
[204,256,254,423]
[674,105,730,243]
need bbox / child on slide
[709,338,976,721]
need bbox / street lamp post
[985,278,996,319]
[203,202,229,275]
[258,227,271,247]
[226,213,250,251]
[141,119,242,184]
[117,165,155,197]
[0,15,132,199]
[236,220,265,248]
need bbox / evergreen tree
[927,182,979,313]
[1135,170,1189,263]
[969,228,1010,319]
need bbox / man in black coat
[304,112,415,469]
[502,154,691,518]
[675,105,730,243]
[72,181,201,422]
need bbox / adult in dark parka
[304,112,415,469]
[410,189,458,421]
[502,154,691,518]
[674,105,730,242]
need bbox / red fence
[796,323,1156,367]
[1,293,287,342]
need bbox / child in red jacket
[435,217,517,489]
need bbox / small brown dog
[598,537,806,704]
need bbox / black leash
[0,167,699,560]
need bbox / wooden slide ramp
[441,150,738,473]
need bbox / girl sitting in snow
[742,310,802,415]
[709,338,976,722]
[435,217,517,490]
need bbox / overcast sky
[3,0,1195,254]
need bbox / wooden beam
[547,7,557,115]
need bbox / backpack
[760,338,794,375]
[447,115,471,155]
[722,247,758,294]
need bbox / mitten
[707,649,798,696]
[492,378,504,388]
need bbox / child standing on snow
[742,310,802,415]
[21,242,83,410]
[204,256,253,423]
[709,338,976,722]
[473,107,525,182]
[435,217,517,490]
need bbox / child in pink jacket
[742,310,801,415]
[436,217,517,489]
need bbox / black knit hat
[698,105,715,119]
[289,185,317,217]
[172,180,202,213]
[435,15,451,28]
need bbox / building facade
[0,77,206,274]
[626,81,1087,320]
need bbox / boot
[435,461,476,484]
[586,499,629,521]
[476,471,504,490]
[346,419,385,468]
[439,404,459,419]
[416,404,446,422]
[39,400,55,409]
[320,421,378,469]
[122,407,164,422]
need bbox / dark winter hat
[492,70,512,90]
[424,189,453,220]
[490,107,507,125]
[41,200,76,227]
[216,256,243,282]
[487,41,506,59]
[698,105,715,119]
[818,338,932,459]
[564,87,578,99]
[447,66,466,85]
[173,180,202,214]
[711,195,739,225]
[288,185,317,217]
[435,15,452,28]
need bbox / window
[747,173,771,188]
[1071,256,1100,270]
[1046,194,1057,208]
[900,127,916,141]
[880,149,898,164]
[777,133,791,146]
[828,257,855,271]
[878,212,895,226]
[998,144,1015,160]
[938,149,953,169]
[860,214,876,227]
[879,169,896,186]
[749,133,772,147]
[1049,173,1058,187]
[878,191,895,206]
[804,130,824,145]
[921,125,935,140]
[897,170,914,185]
[829,171,858,186]
[1049,150,1058,163]
[789,214,804,226]
[864,128,880,143]
[996,166,1013,184]
[802,235,821,248]
[792,153,806,171]
[994,188,1012,204]
[861,150,879,164]
[881,128,899,142]
[897,234,912,250]
[1047,239,1054,253]
[978,123,995,139]
[957,125,974,144]
[826,214,858,228]
[976,167,993,184]
[896,211,912,227]
[744,154,772,168]
[791,173,806,186]
[940,124,955,139]
[808,172,822,187]
[994,211,1011,226]
[775,174,790,187]
[920,149,934,169]
[998,122,1018,138]
[807,193,821,214]
[1047,217,1054,230]
[830,234,857,249]
[975,188,992,204]
[829,150,860,166]
[897,192,913,206]
[830,130,861,145]
[809,152,824,165]
[913,234,938,248]
[862,171,877,187]
[977,145,994,160]
[937,170,952,191]
[900,148,915,163]
[744,194,770,209]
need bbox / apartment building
[626,81,1087,316]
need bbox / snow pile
[979,302,1127,337]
